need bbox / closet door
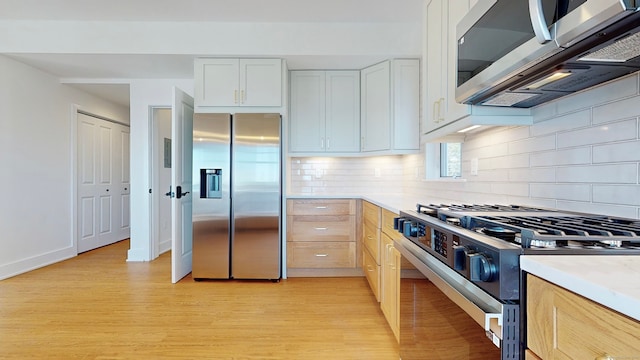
[77,113,129,253]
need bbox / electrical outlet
[470,158,479,176]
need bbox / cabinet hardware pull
[433,100,438,124]
[315,206,327,209]
[315,254,328,257]
[367,265,374,272]
[320,137,324,149]
[326,138,330,149]
[314,227,328,231]
[595,355,616,360]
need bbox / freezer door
[232,113,281,279]
[192,113,231,279]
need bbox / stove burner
[481,227,517,241]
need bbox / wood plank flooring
[0,240,399,359]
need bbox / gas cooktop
[414,203,640,252]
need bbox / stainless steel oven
[395,216,519,360]
[394,204,640,360]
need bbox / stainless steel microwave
[456,0,640,108]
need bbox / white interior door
[171,88,194,283]
[78,113,129,253]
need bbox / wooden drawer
[287,215,355,242]
[527,274,640,360]
[363,247,380,302]
[287,242,356,268]
[363,201,381,229]
[363,222,381,264]
[381,208,401,239]
[287,199,355,216]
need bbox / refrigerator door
[232,113,282,279]
[192,113,231,279]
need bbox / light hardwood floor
[0,240,399,359]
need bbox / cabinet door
[423,0,445,134]
[527,275,640,359]
[445,0,471,122]
[391,60,420,151]
[361,61,390,152]
[381,233,400,342]
[289,71,326,152]
[325,71,360,152]
[239,59,282,106]
[195,58,239,106]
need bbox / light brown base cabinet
[286,199,361,277]
[362,201,382,300]
[527,274,640,360]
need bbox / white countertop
[521,255,640,321]
[286,193,423,214]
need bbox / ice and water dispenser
[200,169,222,199]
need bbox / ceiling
[0,0,423,107]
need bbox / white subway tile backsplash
[490,182,530,197]
[557,119,637,148]
[593,140,640,163]
[483,153,530,170]
[508,168,556,182]
[531,110,590,137]
[593,185,640,206]
[556,74,638,115]
[556,164,637,183]
[508,133,556,154]
[530,183,590,201]
[530,147,591,167]
[593,95,640,125]
[556,201,638,218]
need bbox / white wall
[0,55,129,280]
[404,73,640,219]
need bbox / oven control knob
[469,253,497,282]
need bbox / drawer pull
[315,254,329,257]
[367,265,374,272]
[314,227,328,231]
[595,355,616,360]
[315,206,328,209]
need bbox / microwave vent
[481,92,539,107]
[578,32,640,62]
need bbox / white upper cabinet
[289,70,360,153]
[361,59,420,153]
[194,58,282,108]
[422,0,531,141]
[361,61,391,152]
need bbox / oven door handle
[394,237,505,347]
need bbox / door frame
[71,104,130,255]
[149,106,173,260]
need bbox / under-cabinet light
[458,125,482,133]
[524,72,572,90]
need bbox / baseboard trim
[0,246,76,280]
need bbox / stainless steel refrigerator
[192,113,281,280]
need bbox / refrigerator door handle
[175,186,190,199]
